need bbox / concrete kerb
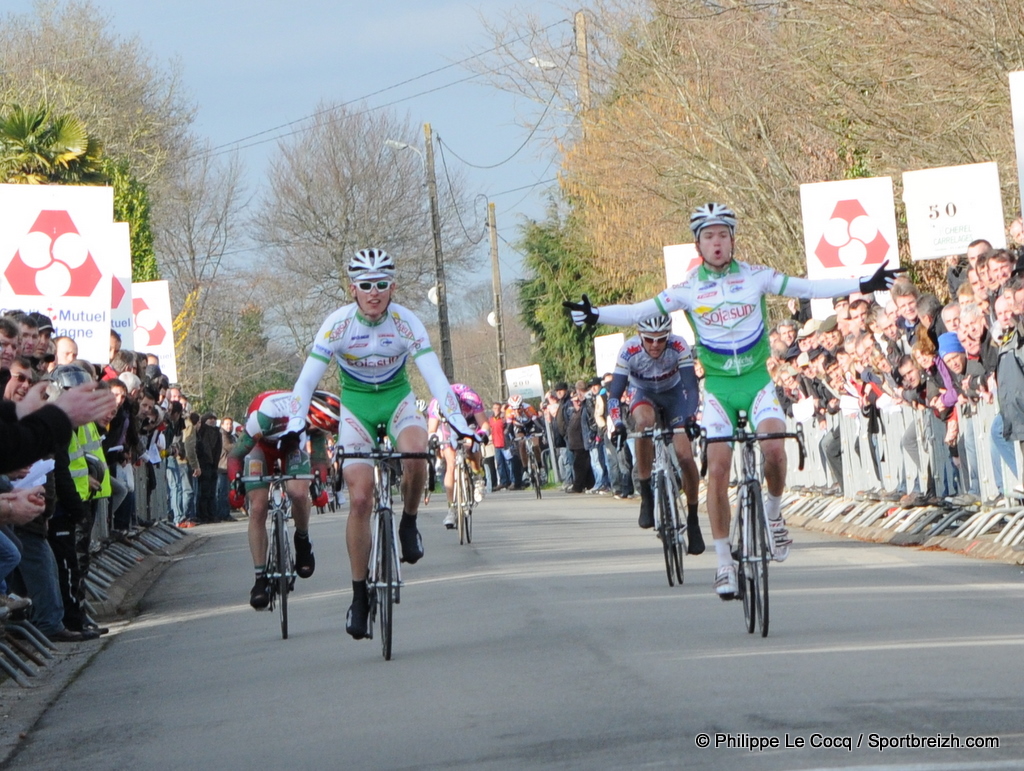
[785,491,1024,565]
[0,525,204,767]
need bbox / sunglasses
[356,280,393,292]
[640,335,669,345]
[10,373,31,384]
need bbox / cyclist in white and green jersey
[565,203,902,599]
[289,248,471,640]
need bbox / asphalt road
[6,488,1024,770]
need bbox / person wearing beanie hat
[938,332,967,375]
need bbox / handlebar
[698,423,806,478]
[335,450,435,461]
[239,473,315,484]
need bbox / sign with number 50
[902,162,1006,261]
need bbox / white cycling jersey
[612,333,693,393]
[289,302,464,432]
[597,260,859,380]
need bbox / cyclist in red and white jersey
[606,315,705,554]
[227,389,335,609]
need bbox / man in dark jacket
[195,413,222,524]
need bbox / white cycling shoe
[768,518,792,562]
[714,564,738,600]
[443,508,457,530]
[474,479,485,503]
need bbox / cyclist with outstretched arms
[426,383,489,529]
[606,315,705,554]
[288,248,471,639]
[227,389,335,609]
[565,203,902,598]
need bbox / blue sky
[9,0,572,282]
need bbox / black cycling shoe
[249,575,270,610]
[294,532,315,578]
[638,480,654,529]
[687,521,706,555]
[399,520,424,564]
[346,595,370,640]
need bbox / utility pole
[488,202,508,401]
[575,10,591,113]
[423,122,455,381]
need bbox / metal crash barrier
[779,397,1024,562]
[3,460,188,689]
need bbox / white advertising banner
[662,242,700,344]
[1010,71,1024,216]
[902,162,1006,260]
[504,364,543,400]
[593,333,625,377]
[800,176,899,317]
[132,280,177,382]
[0,184,115,363]
[109,223,135,351]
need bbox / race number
[902,162,1006,260]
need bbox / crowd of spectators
[766,220,1024,508]
[0,319,240,645]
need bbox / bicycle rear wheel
[378,510,395,660]
[274,509,290,640]
[655,473,676,587]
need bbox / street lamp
[384,127,455,380]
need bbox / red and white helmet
[308,390,341,433]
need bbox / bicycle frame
[630,426,687,586]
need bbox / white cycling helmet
[508,394,523,409]
[347,248,396,281]
[637,315,672,336]
[689,202,737,239]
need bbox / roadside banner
[0,184,115,363]
[109,223,135,351]
[662,242,700,344]
[505,364,543,399]
[1010,71,1024,215]
[800,176,899,317]
[902,162,1006,260]
[594,333,625,377]
[132,280,177,382]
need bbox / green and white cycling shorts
[339,378,426,468]
[701,369,785,439]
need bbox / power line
[435,50,571,170]
[195,19,570,160]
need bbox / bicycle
[699,410,805,637]
[629,426,687,587]
[335,428,434,660]
[512,431,544,499]
[446,426,477,545]
[240,472,312,640]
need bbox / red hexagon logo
[4,210,103,297]
[133,297,166,347]
[814,199,890,270]
[111,276,126,309]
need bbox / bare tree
[252,103,482,354]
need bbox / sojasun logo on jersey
[696,303,755,326]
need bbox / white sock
[765,491,783,521]
[714,538,733,568]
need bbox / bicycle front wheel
[668,488,685,586]
[530,455,543,499]
[655,473,676,587]
[274,509,290,640]
[377,511,395,660]
[750,480,770,637]
[738,484,756,634]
